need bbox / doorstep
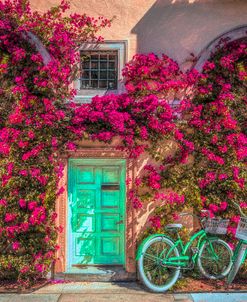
[55,266,136,282]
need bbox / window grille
[80,50,118,90]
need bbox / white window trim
[73,41,127,103]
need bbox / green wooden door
[68,159,126,266]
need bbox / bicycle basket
[236,217,247,241]
[204,218,229,235]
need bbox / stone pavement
[0,282,246,302]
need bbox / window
[73,41,127,103]
[80,50,118,90]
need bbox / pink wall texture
[30,0,247,66]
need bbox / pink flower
[0,142,10,155]
[18,140,28,148]
[51,212,58,221]
[35,264,45,273]
[228,226,237,236]
[209,204,219,213]
[174,129,184,140]
[29,207,46,225]
[19,199,26,208]
[232,166,240,179]
[27,130,35,139]
[12,241,20,251]
[149,216,161,229]
[19,170,28,176]
[0,199,7,206]
[4,213,17,223]
[218,145,228,153]
[218,173,228,181]
[203,61,215,71]
[28,201,37,211]
[220,201,228,211]
[51,137,58,147]
[227,192,234,199]
[30,168,40,177]
[240,202,247,208]
[231,215,240,223]
[44,236,50,243]
[211,135,218,144]
[66,142,77,151]
[20,266,29,274]
[57,186,65,196]
[135,177,142,187]
[19,222,29,232]
[172,213,180,221]
[140,126,148,140]
[6,163,14,175]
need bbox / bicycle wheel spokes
[198,238,232,279]
[143,240,177,286]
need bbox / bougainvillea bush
[0,0,110,285]
[0,0,246,287]
[135,39,247,247]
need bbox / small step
[55,266,136,282]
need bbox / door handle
[116,220,123,225]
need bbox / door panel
[68,159,126,266]
[101,190,119,208]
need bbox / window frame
[73,41,127,103]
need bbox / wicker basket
[204,218,229,235]
[236,217,247,241]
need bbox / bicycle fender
[136,234,174,260]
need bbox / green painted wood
[68,159,126,266]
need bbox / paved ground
[0,282,246,302]
[191,293,247,302]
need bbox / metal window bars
[80,50,118,90]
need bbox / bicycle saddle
[165,224,183,232]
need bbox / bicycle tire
[227,244,246,284]
[138,236,180,292]
[197,238,233,279]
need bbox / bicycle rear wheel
[138,236,180,292]
[197,238,233,279]
[227,243,246,284]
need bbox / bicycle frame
[162,229,216,268]
[232,239,247,265]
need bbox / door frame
[67,158,126,270]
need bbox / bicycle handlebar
[232,201,247,218]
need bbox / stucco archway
[193,25,247,71]
[21,30,52,65]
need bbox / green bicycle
[136,211,233,292]
[227,202,247,284]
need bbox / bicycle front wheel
[138,236,180,292]
[197,238,233,279]
[227,243,246,284]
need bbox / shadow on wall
[131,0,247,66]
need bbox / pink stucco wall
[30,0,247,66]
